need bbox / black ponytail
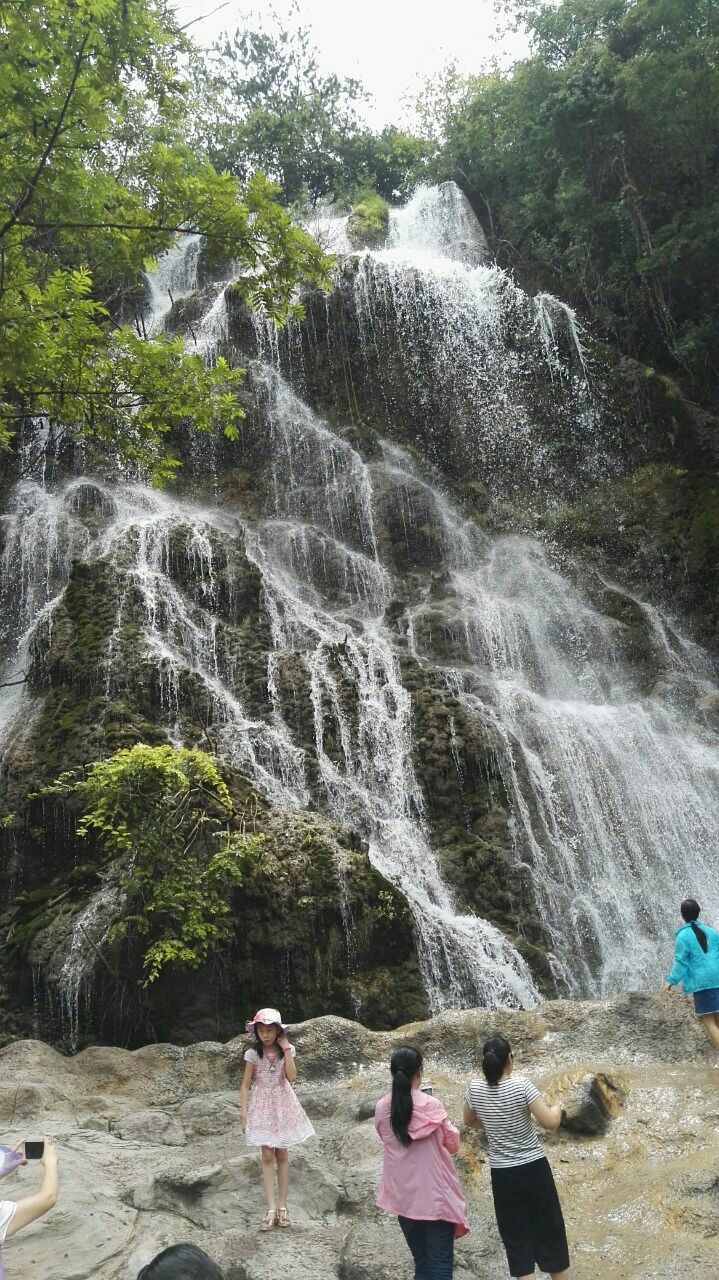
[482,1034,512,1086]
[681,898,708,953]
[390,1046,422,1146]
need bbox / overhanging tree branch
[18,220,197,234]
[178,1,229,32]
[0,30,91,244]
[0,671,28,689]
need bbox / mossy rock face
[346,194,390,251]
[404,659,553,988]
[542,465,719,647]
[5,237,716,1051]
[3,788,427,1047]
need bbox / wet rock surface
[1,992,718,1279]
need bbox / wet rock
[559,1071,625,1135]
[696,690,719,729]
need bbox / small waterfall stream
[1,182,718,1034]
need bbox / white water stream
[1,183,718,1034]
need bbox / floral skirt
[245,1080,315,1149]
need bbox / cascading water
[58,879,125,1052]
[144,233,203,336]
[0,429,537,1013]
[387,181,489,266]
[247,180,719,997]
[389,460,719,994]
[243,365,537,1009]
[1,182,718,1035]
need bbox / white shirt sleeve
[0,1200,16,1242]
[523,1076,541,1105]
[244,1048,259,1064]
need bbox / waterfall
[0,444,537,1013]
[387,181,489,266]
[144,233,203,336]
[2,183,718,1024]
[58,880,125,1051]
[0,478,94,764]
[406,519,719,995]
[245,181,719,997]
[244,365,537,1010]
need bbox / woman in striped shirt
[463,1035,570,1280]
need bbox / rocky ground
[0,991,718,1279]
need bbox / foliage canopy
[0,0,331,480]
[40,745,263,983]
[432,0,719,404]
[194,20,432,207]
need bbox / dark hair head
[681,899,708,952]
[390,1045,423,1146]
[482,1035,512,1085]
[137,1244,224,1280]
[253,1022,280,1058]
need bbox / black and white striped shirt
[465,1074,543,1169]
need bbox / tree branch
[0,672,28,689]
[0,31,91,243]
[18,220,193,234]
[178,1,229,32]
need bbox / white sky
[172,0,529,127]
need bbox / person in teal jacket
[664,898,719,1056]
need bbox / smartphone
[24,1140,44,1160]
[419,1083,433,1096]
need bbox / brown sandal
[259,1209,276,1232]
[277,1207,291,1228]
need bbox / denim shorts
[693,987,719,1016]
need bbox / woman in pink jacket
[375,1046,468,1280]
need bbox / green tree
[435,0,719,405]
[39,744,264,983]
[0,0,331,480]
[195,20,431,208]
[196,20,367,206]
[339,126,434,203]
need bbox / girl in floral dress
[240,1007,315,1231]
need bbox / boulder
[179,1092,239,1136]
[559,1072,625,1135]
[112,1109,186,1146]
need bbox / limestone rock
[4,1146,136,1280]
[112,1108,186,1146]
[179,1092,239,1136]
[0,997,719,1278]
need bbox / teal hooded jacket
[666,920,719,993]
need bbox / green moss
[346,191,390,249]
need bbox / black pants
[491,1156,569,1277]
[397,1216,455,1280]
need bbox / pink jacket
[374,1089,469,1238]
